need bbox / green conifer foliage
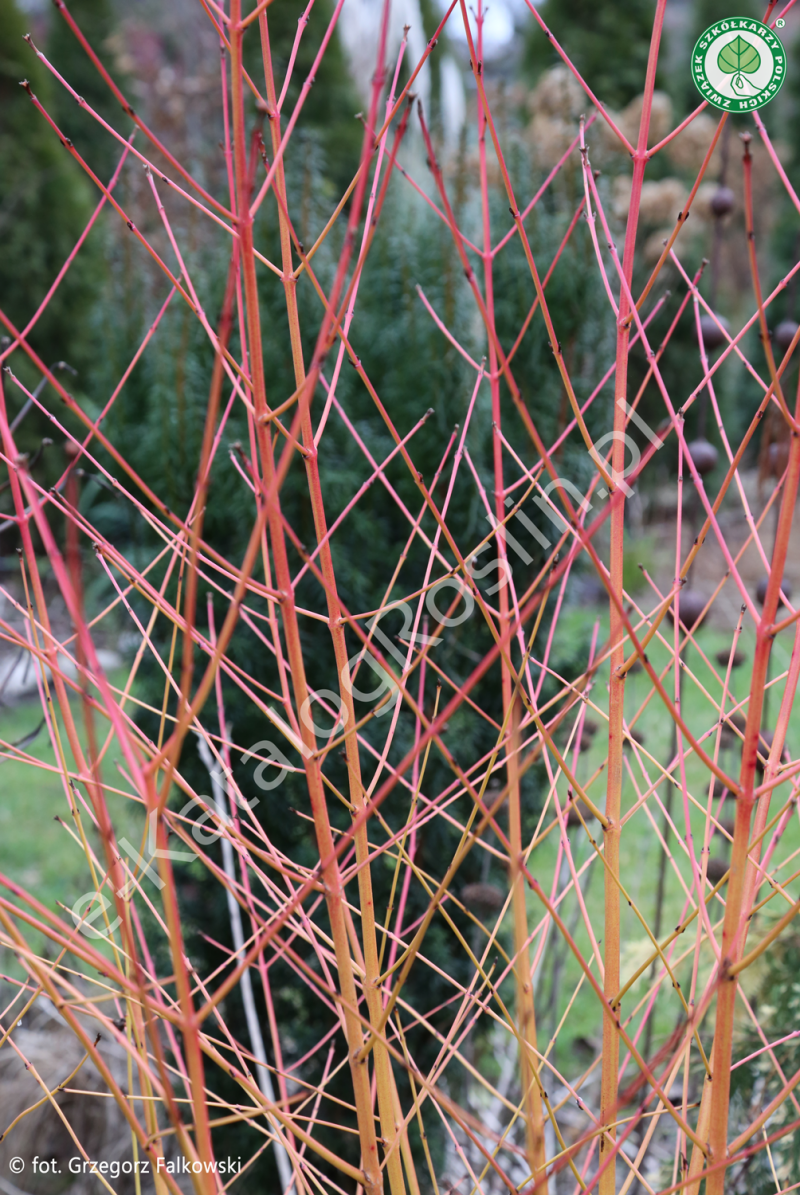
[46,0,121,181]
[689,0,760,45]
[244,0,362,195]
[523,0,661,110]
[730,931,800,1194]
[0,0,95,370]
[91,143,606,1183]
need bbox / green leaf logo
[718,35,761,91]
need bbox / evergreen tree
[91,138,607,1186]
[244,0,362,197]
[689,0,760,46]
[523,0,662,110]
[46,0,121,182]
[730,930,800,1194]
[0,0,96,373]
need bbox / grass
[0,670,147,974]
[527,605,800,1080]
[5,607,795,1071]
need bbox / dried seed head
[756,575,792,607]
[706,857,729,884]
[687,437,719,477]
[461,882,506,919]
[715,648,745,669]
[773,319,799,353]
[710,185,735,218]
[699,313,730,352]
[668,590,707,631]
[768,439,790,479]
[755,729,790,775]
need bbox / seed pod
[565,795,595,826]
[709,777,733,802]
[756,575,792,607]
[774,319,799,353]
[768,439,790,479]
[623,727,645,751]
[700,313,730,351]
[668,590,707,630]
[706,857,729,883]
[578,718,599,752]
[687,437,719,476]
[710,185,735,217]
[719,710,746,752]
[708,775,726,799]
[755,728,790,775]
[461,882,506,919]
[715,648,745,669]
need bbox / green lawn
[2,614,797,1076]
[0,676,148,972]
[529,606,800,1078]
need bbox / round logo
[692,18,785,112]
